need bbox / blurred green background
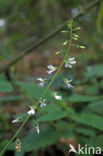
[0,0,103,156]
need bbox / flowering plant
[0,20,86,155]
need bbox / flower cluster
[11,21,85,137]
[37,78,47,87]
[65,57,76,68]
[40,99,47,108]
[27,107,35,116]
[63,78,74,88]
[47,65,57,74]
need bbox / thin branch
[0,0,102,74]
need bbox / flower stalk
[0,20,73,156]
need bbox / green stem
[0,116,29,156]
[0,24,73,156]
[36,28,73,106]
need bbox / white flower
[34,123,40,134]
[55,95,62,100]
[36,126,40,134]
[47,65,57,74]
[0,19,5,27]
[12,119,19,123]
[37,78,46,87]
[52,92,62,100]
[40,99,47,108]
[27,107,35,116]
[64,79,74,88]
[65,57,76,68]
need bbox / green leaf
[21,128,62,152]
[41,103,62,113]
[56,120,75,138]
[14,113,27,121]
[37,111,68,122]
[0,80,12,92]
[85,64,103,78]
[71,113,103,131]
[84,85,99,95]
[79,135,103,150]
[86,100,103,114]
[76,127,96,137]
[15,81,52,101]
[69,94,99,103]
[37,104,68,122]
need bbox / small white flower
[64,79,74,88]
[12,119,19,123]
[65,64,72,68]
[27,107,35,116]
[55,95,62,100]
[47,65,57,74]
[40,99,47,108]
[34,123,40,134]
[65,57,76,68]
[0,19,5,27]
[37,78,46,87]
[52,92,62,100]
[36,126,40,134]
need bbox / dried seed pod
[15,138,21,152]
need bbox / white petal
[70,60,76,64]
[67,83,74,88]
[40,103,46,108]
[37,78,43,82]
[65,64,69,68]
[55,95,62,100]
[69,57,75,61]
[36,127,40,134]
[12,119,18,123]
[47,65,54,69]
[68,79,72,83]
[47,70,53,74]
[38,82,44,87]
[27,109,35,115]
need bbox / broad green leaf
[41,103,62,113]
[56,120,75,138]
[86,100,103,114]
[69,94,99,103]
[85,64,103,78]
[84,85,99,95]
[15,113,27,121]
[76,127,96,137]
[37,104,68,122]
[79,135,103,150]
[37,110,68,122]
[71,113,103,131]
[15,81,52,101]
[20,128,62,152]
[0,80,12,92]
